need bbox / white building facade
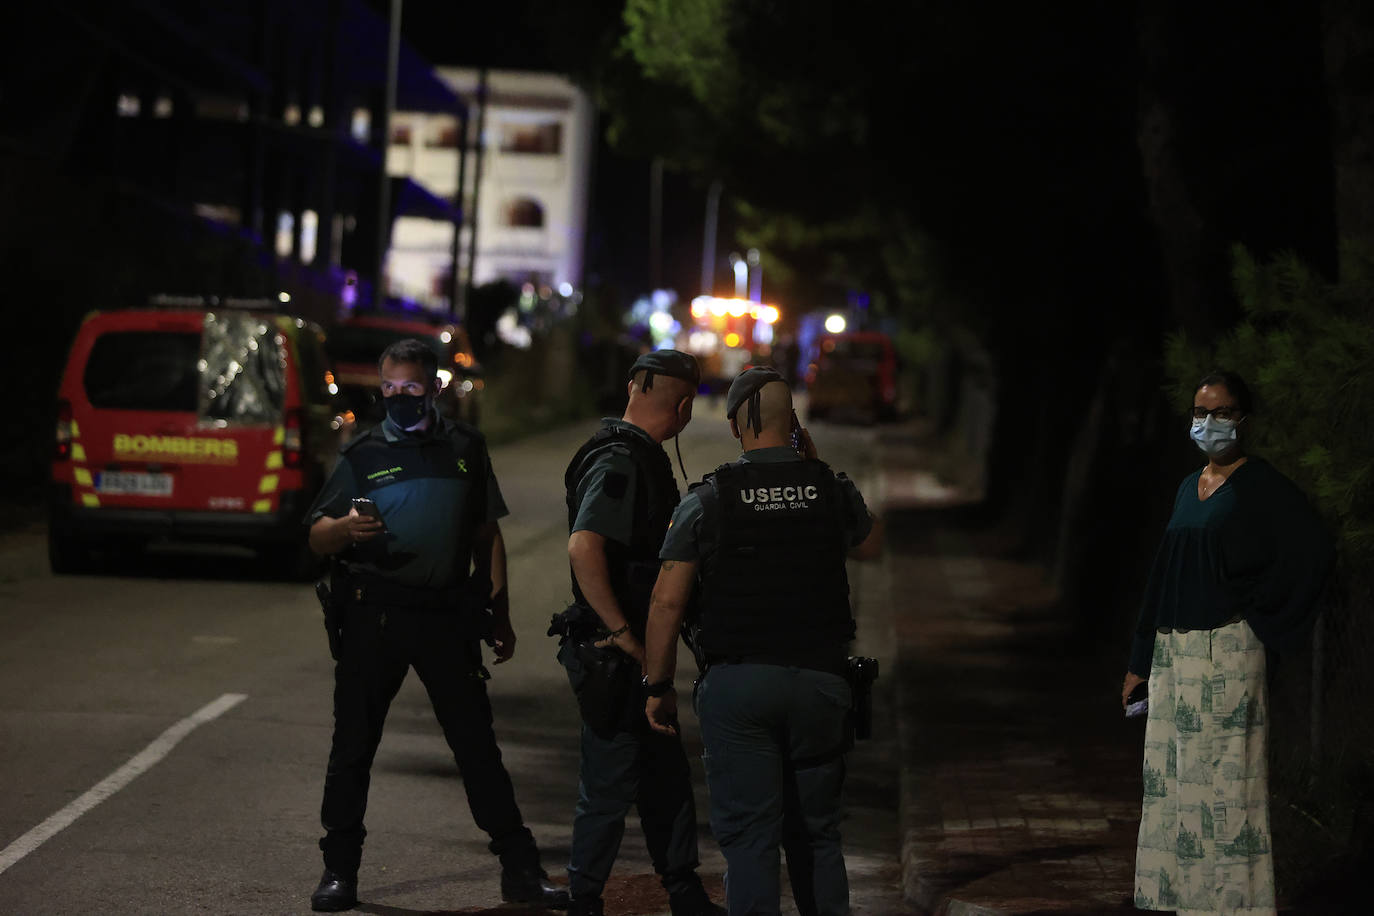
[385,68,596,312]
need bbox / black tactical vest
[695,459,855,661]
[564,425,681,634]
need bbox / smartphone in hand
[1125,682,1148,718]
[351,496,386,531]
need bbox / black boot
[669,882,726,916]
[310,869,358,912]
[501,862,570,909]
[567,892,605,916]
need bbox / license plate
[96,471,173,497]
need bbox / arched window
[503,197,545,228]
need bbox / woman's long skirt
[1134,620,1276,916]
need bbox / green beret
[726,366,785,431]
[629,349,700,391]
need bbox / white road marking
[0,692,247,877]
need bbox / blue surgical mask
[1189,415,1240,457]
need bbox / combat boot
[500,861,570,908]
[567,892,605,916]
[310,869,358,912]
[668,882,726,916]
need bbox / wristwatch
[642,675,675,697]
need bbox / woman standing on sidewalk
[1122,370,1332,916]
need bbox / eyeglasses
[1191,405,1244,422]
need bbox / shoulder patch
[602,471,629,499]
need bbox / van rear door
[65,310,288,514]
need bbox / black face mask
[383,392,430,429]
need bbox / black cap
[629,349,700,392]
[726,366,785,432]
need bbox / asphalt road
[0,396,913,915]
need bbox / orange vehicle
[805,331,899,422]
[325,312,483,433]
[48,304,342,576]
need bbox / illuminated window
[350,108,370,141]
[300,210,319,265]
[284,103,301,126]
[499,122,561,154]
[117,93,140,117]
[308,105,325,128]
[153,95,173,118]
[275,211,295,259]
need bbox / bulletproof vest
[564,425,680,632]
[695,459,855,660]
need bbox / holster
[552,603,642,737]
[315,579,343,661]
[847,655,879,741]
[573,641,641,737]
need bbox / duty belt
[704,650,848,679]
[345,573,466,610]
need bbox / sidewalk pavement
[876,426,1147,915]
[875,425,1350,916]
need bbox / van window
[202,313,285,422]
[83,331,201,411]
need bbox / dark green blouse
[1128,457,1334,676]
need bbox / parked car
[805,331,899,422]
[325,313,483,434]
[48,304,342,577]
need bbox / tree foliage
[1165,244,1374,561]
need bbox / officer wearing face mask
[303,338,566,912]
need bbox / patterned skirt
[1134,619,1276,916]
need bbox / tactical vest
[564,425,680,634]
[695,459,855,662]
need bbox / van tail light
[284,409,304,469]
[55,399,73,460]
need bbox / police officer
[557,350,724,916]
[305,339,566,912]
[643,367,882,916]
